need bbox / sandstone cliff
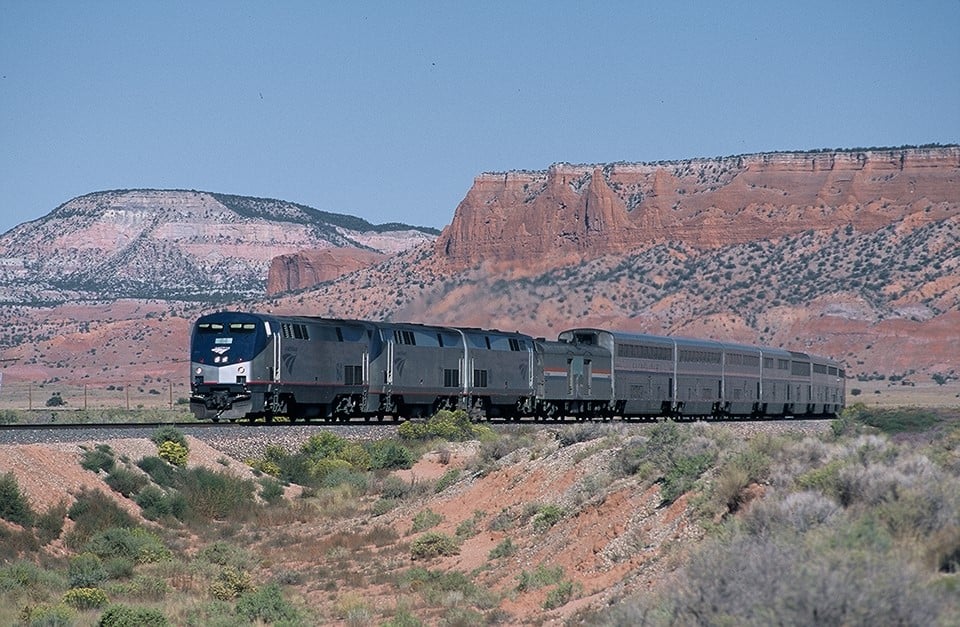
[267,248,387,295]
[436,147,960,271]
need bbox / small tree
[45,392,66,407]
[0,471,35,526]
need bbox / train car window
[474,369,488,387]
[679,349,721,364]
[509,338,527,351]
[778,359,790,370]
[791,361,811,376]
[813,363,828,374]
[828,366,838,376]
[198,323,224,332]
[763,357,774,368]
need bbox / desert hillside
[1,409,958,624]
[0,189,436,301]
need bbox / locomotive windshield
[191,315,266,364]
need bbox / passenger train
[189,311,845,422]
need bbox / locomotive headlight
[237,366,245,374]
[195,367,202,375]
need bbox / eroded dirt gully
[251,432,711,624]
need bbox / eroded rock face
[435,147,960,271]
[267,248,387,295]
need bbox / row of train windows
[394,329,527,352]
[763,358,791,370]
[618,345,759,365]
[679,349,722,364]
[626,378,842,401]
[726,353,761,367]
[813,364,841,376]
[617,344,672,360]
[618,345,828,376]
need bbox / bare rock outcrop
[436,147,960,271]
[267,248,387,295]
[0,189,436,300]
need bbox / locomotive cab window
[198,323,224,333]
[229,323,256,332]
[574,333,595,345]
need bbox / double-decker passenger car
[557,328,845,419]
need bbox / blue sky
[2,1,958,235]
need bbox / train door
[568,357,591,398]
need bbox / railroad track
[0,420,220,432]
[0,412,831,433]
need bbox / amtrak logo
[282,349,298,373]
[211,346,230,355]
